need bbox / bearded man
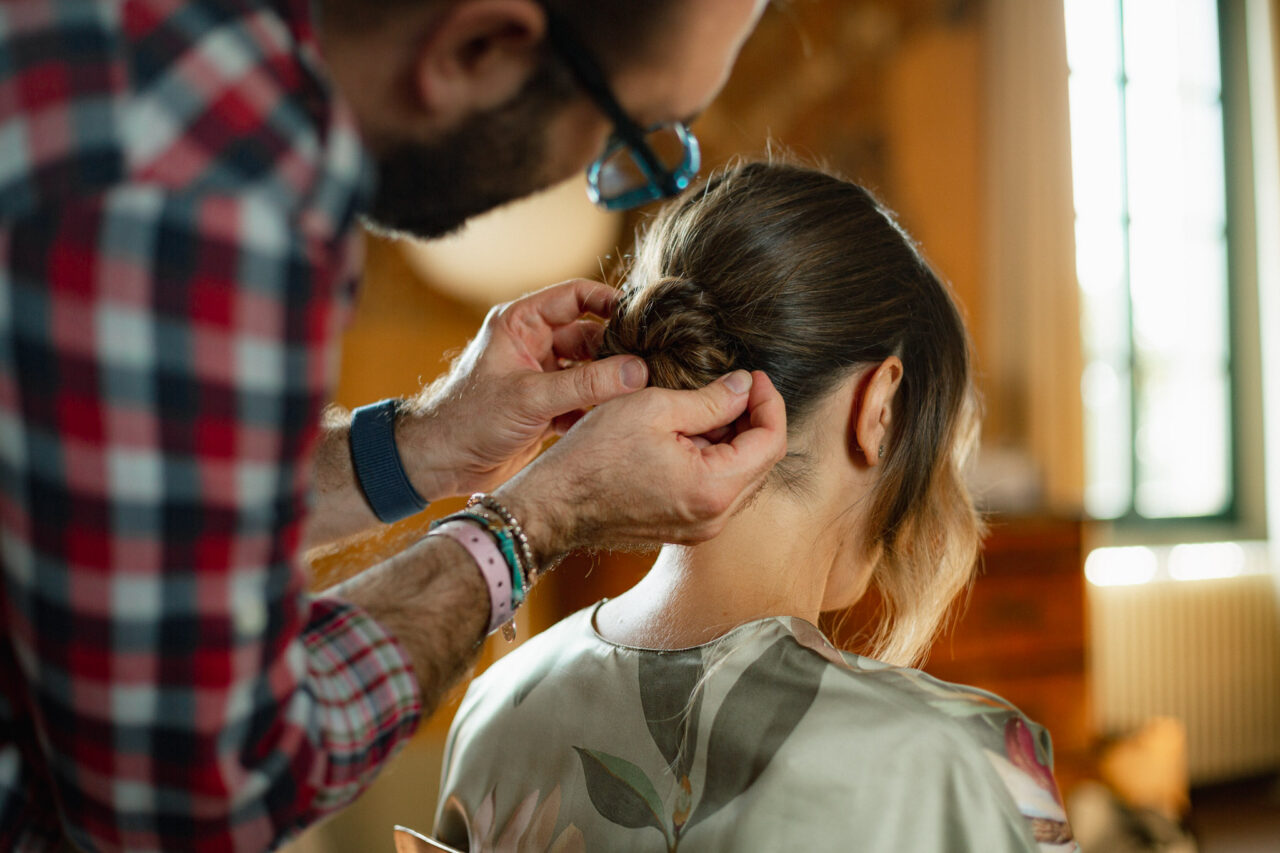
[0,0,783,848]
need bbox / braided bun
[599,277,739,390]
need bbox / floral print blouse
[432,603,1078,852]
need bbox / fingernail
[723,370,752,394]
[620,358,648,389]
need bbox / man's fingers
[662,370,754,437]
[552,409,587,435]
[699,425,733,444]
[706,371,787,473]
[551,320,606,364]
[526,279,618,327]
[673,373,784,538]
[524,355,648,420]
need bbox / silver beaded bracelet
[467,493,539,585]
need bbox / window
[1065,0,1235,522]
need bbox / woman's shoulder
[782,616,1040,739]
[779,618,1077,850]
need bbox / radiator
[1089,565,1280,784]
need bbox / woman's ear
[851,356,904,467]
[412,0,547,129]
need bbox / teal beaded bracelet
[468,493,539,585]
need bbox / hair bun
[600,276,737,390]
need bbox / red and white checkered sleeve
[0,184,422,851]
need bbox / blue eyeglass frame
[541,7,701,211]
[584,124,701,211]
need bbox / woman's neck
[595,486,863,650]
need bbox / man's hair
[319,0,682,74]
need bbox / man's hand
[494,370,788,564]
[306,279,648,547]
[398,278,649,499]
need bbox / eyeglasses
[541,8,701,211]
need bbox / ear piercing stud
[879,445,885,459]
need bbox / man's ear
[413,0,547,129]
[851,356,904,467]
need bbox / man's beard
[362,69,570,241]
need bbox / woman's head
[600,160,983,665]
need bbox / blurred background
[290,0,1280,849]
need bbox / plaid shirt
[0,0,424,849]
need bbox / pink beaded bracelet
[428,520,514,636]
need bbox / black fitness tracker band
[349,398,428,523]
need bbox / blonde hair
[601,160,984,666]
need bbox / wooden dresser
[921,516,1091,789]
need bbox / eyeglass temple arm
[540,8,680,195]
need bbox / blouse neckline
[586,599,825,654]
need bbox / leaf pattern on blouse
[573,637,828,851]
[683,637,826,831]
[439,786,584,853]
[637,651,704,781]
